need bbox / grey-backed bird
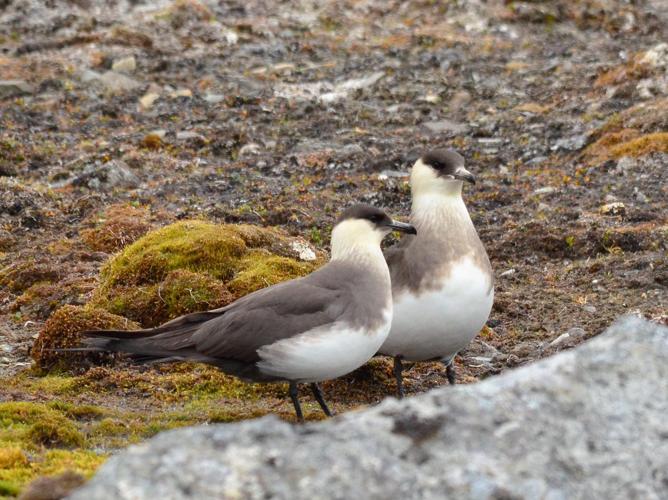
[379,149,493,397]
[78,205,416,420]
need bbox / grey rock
[70,317,668,500]
[422,119,469,135]
[551,134,588,152]
[98,71,142,94]
[533,186,557,195]
[0,80,34,99]
[203,93,225,104]
[111,56,136,74]
[176,131,205,141]
[69,160,139,189]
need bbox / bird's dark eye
[369,214,383,223]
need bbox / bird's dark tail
[77,310,225,364]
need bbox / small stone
[0,80,34,99]
[99,71,142,94]
[551,134,588,152]
[422,94,441,104]
[171,88,193,98]
[111,56,136,74]
[600,202,626,216]
[290,240,317,261]
[583,305,597,314]
[378,170,409,180]
[203,93,225,104]
[640,42,668,69]
[70,160,139,189]
[533,186,557,195]
[499,268,516,277]
[422,120,469,135]
[149,129,167,139]
[238,143,262,156]
[549,327,585,347]
[176,131,205,141]
[139,92,160,110]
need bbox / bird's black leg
[289,381,304,423]
[393,355,405,399]
[310,383,333,417]
[444,358,456,385]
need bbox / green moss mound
[0,402,84,448]
[32,305,139,371]
[0,401,106,497]
[90,220,319,326]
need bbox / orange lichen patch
[32,305,139,371]
[594,57,651,88]
[80,204,152,253]
[584,129,641,160]
[608,132,668,159]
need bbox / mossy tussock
[585,98,668,162]
[0,401,97,496]
[31,305,139,371]
[89,220,320,326]
[80,204,153,253]
[32,220,321,371]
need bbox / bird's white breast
[256,310,392,383]
[381,257,493,362]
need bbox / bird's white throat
[411,188,472,235]
[330,219,389,271]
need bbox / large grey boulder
[70,317,668,500]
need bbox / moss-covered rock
[90,220,320,326]
[32,306,139,371]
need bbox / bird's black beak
[454,167,476,185]
[388,220,417,235]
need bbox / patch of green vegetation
[227,251,314,296]
[88,220,319,327]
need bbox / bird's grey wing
[191,274,347,363]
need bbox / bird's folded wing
[191,277,346,363]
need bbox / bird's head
[331,204,416,258]
[411,149,475,196]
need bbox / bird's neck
[410,186,472,235]
[330,223,389,279]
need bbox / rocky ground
[0,0,667,496]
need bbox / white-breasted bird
[379,149,493,397]
[78,205,416,420]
